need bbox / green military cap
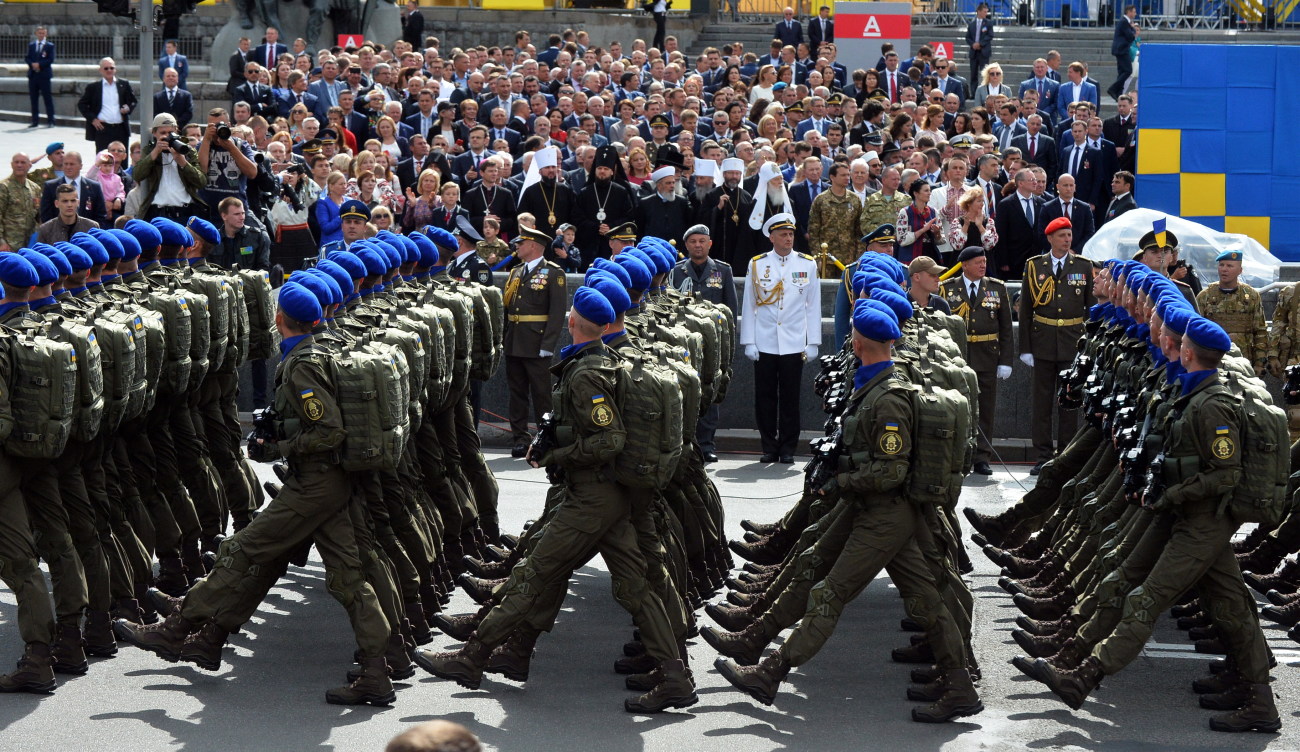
[649,113,672,129]
[826,92,844,105]
[861,223,897,246]
[786,101,805,114]
[517,225,551,247]
[609,222,638,241]
[302,138,323,155]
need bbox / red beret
[1045,216,1072,235]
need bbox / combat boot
[727,529,792,566]
[112,611,195,663]
[384,633,415,680]
[1261,597,1300,627]
[625,667,662,692]
[179,623,228,671]
[83,611,118,658]
[326,656,396,706]
[727,591,762,607]
[625,659,698,713]
[891,640,935,664]
[1266,589,1300,607]
[907,669,956,703]
[1238,538,1285,575]
[1208,683,1282,733]
[706,602,758,633]
[1245,558,1300,595]
[1012,591,1071,620]
[1195,638,1227,655]
[50,625,87,675]
[1015,614,1073,637]
[1011,626,1071,658]
[614,652,657,674]
[1033,655,1103,709]
[716,649,790,706]
[1000,551,1062,580]
[700,624,767,666]
[432,607,489,641]
[457,573,504,604]
[963,507,1018,548]
[462,554,512,580]
[1170,597,1201,618]
[725,576,768,595]
[900,617,924,632]
[110,598,145,624]
[911,669,984,723]
[623,640,645,657]
[740,519,780,536]
[0,643,56,694]
[1177,611,1212,630]
[144,587,184,617]
[484,629,536,683]
[412,635,492,690]
[155,555,188,597]
[405,602,433,645]
[1188,626,1220,641]
[1200,680,1253,711]
[1194,668,1245,694]
[742,562,780,576]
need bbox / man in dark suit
[404,89,439,142]
[233,62,279,121]
[39,150,106,227]
[789,161,828,255]
[993,169,1042,281]
[1011,115,1059,185]
[401,0,424,47]
[157,39,189,90]
[277,71,318,119]
[775,7,802,48]
[252,27,287,73]
[484,109,523,155]
[1036,174,1095,252]
[228,37,251,97]
[1100,171,1136,226]
[27,25,55,128]
[966,2,994,86]
[1059,121,1103,208]
[77,58,137,153]
[1018,59,1060,117]
[1109,5,1139,100]
[994,103,1027,153]
[452,126,496,183]
[308,60,347,121]
[807,6,834,52]
[155,67,194,127]
[336,90,371,146]
[1102,95,1137,165]
[932,61,967,107]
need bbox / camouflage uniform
[0,175,40,249]
[1196,282,1268,374]
[858,191,909,249]
[1268,281,1300,439]
[807,189,862,272]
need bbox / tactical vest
[2,319,77,458]
[237,267,278,361]
[607,347,685,490]
[48,315,105,442]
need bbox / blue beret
[278,281,322,324]
[17,249,58,287]
[89,228,124,260]
[107,228,142,261]
[325,251,367,280]
[356,248,388,277]
[585,274,633,313]
[70,232,109,265]
[852,271,890,298]
[858,253,907,285]
[408,232,440,267]
[587,258,632,289]
[55,243,93,272]
[124,218,163,250]
[852,299,901,342]
[33,244,72,277]
[369,238,401,270]
[151,217,192,247]
[287,270,331,308]
[187,216,220,246]
[647,245,676,274]
[306,268,343,307]
[1215,250,1242,263]
[426,227,458,254]
[0,252,38,288]
[1124,268,1147,292]
[316,260,354,300]
[870,289,914,322]
[612,253,653,292]
[1159,303,1192,336]
[1185,316,1232,352]
[625,248,660,276]
[866,274,906,300]
[340,199,370,221]
[572,285,616,326]
[395,234,420,265]
[634,242,671,275]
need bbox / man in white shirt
[78,57,136,152]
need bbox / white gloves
[997,365,1012,380]
[1019,353,1034,368]
[539,349,553,358]
[804,345,819,361]
[745,344,760,361]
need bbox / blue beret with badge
[70,232,109,265]
[17,249,57,287]
[0,253,39,288]
[1185,316,1232,352]
[355,248,388,277]
[587,258,632,289]
[326,251,367,280]
[852,298,901,342]
[150,217,192,247]
[425,227,458,255]
[625,248,660,277]
[124,218,163,251]
[1215,250,1242,263]
[612,253,653,292]
[1159,302,1192,335]
[572,285,616,326]
[278,281,322,324]
[187,216,220,246]
[89,228,124,260]
[585,274,633,313]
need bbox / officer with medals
[941,245,1013,475]
[1018,216,1094,474]
[739,213,822,464]
[503,225,568,457]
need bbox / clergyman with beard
[576,144,635,263]
[704,157,756,276]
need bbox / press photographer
[132,113,205,221]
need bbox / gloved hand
[804,345,818,361]
[997,364,1012,380]
[745,344,760,361]
[539,349,553,358]
[1268,356,1284,379]
[1020,353,1034,368]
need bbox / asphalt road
[0,452,1298,752]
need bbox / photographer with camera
[198,107,259,226]
[132,113,206,222]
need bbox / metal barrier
[0,34,206,62]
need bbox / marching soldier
[739,214,822,464]
[503,226,567,457]
[1197,250,1267,377]
[1017,216,1094,474]
[941,245,1013,475]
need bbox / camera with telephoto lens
[245,407,280,462]
[216,122,232,141]
[163,132,187,151]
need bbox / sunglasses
[102,66,116,71]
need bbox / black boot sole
[412,651,482,690]
[325,690,397,706]
[912,700,984,723]
[52,660,88,676]
[1208,717,1282,733]
[624,692,699,714]
[715,657,775,706]
[0,679,56,694]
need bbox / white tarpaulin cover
[1081,209,1281,290]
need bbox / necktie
[267,47,274,69]
[168,90,174,106]
[1054,259,1062,277]
[1023,197,1033,225]
[1065,201,1071,222]
[170,56,175,70]
[296,93,302,104]
[1071,146,1081,176]
[1037,79,1044,99]
[969,282,977,300]
[889,73,897,102]
[1029,135,1037,160]
[985,183,996,217]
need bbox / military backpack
[2,321,77,458]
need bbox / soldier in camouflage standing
[1196,250,1267,378]
[858,167,909,247]
[807,163,862,276]
[0,153,40,252]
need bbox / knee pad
[213,537,256,575]
[326,566,367,608]
[1119,585,1157,624]
[1096,571,1130,610]
[806,581,841,618]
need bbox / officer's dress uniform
[942,273,1013,466]
[739,247,821,460]
[503,256,567,447]
[1019,252,1094,463]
